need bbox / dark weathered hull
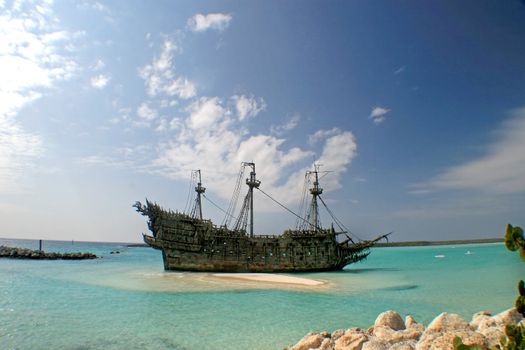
[143,234,367,272]
[137,201,376,273]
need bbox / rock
[476,308,523,348]
[477,325,505,348]
[390,340,417,350]
[332,329,346,341]
[288,332,326,350]
[405,315,418,329]
[417,313,486,350]
[470,311,491,329]
[318,338,335,350]
[416,330,487,350]
[0,245,97,260]
[374,311,406,331]
[373,326,422,343]
[361,339,388,350]
[424,312,470,333]
[334,329,368,350]
[492,308,523,326]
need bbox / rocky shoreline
[0,245,97,260]
[286,308,524,350]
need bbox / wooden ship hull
[135,163,388,273]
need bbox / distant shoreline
[374,238,501,247]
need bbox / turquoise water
[0,239,522,350]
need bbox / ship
[134,162,390,272]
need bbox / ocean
[0,239,522,350]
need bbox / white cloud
[137,102,157,121]
[90,59,105,71]
[394,66,406,75]
[309,127,341,145]
[270,113,300,136]
[231,95,266,121]
[414,108,525,194]
[165,77,196,99]
[369,106,390,124]
[149,96,357,210]
[315,131,358,192]
[139,38,196,100]
[187,13,232,32]
[0,110,43,194]
[90,74,110,89]
[0,0,78,194]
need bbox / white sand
[211,273,326,286]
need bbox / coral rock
[288,332,326,350]
[424,312,470,333]
[416,330,487,350]
[374,311,406,331]
[334,330,368,350]
[361,339,388,350]
[373,326,422,343]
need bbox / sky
[1,0,525,243]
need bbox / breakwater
[0,245,97,260]
[286,308,523,350]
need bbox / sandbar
[211,273,326,286]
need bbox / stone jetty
[0,245,97,260]
[285,308,524,350]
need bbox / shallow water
[0,239,522,350]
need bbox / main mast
[307,164,323,231]
[233,162,261,236]
[245,162,260,237]
[191,169,206,220]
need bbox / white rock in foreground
[285,308,523,350]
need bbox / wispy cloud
[90,74,110,89]
[148,97,356,207]
[369,106,390,124]
[187,13,232,32]
[87,16,358,212]
[138,38,196,100]
[413,108,525,194]
[394,65,406,75]
[0,0,78,194]
[90,59,105,71]
[136,102,157,122]
[309,128,341,145]
[231,95,266,121]
[270,113,300,136]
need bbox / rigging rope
[222,165,245,227]
[318,195,363,241]
[295,172,309,230]
[256,187,318,231]
[203,194,238,223]
[183,171,196,215]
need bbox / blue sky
[1,0,524,242]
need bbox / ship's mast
[233,162,261,236]
[307,164,323,231]
[245,162,260,237]
[192,169,206,220]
